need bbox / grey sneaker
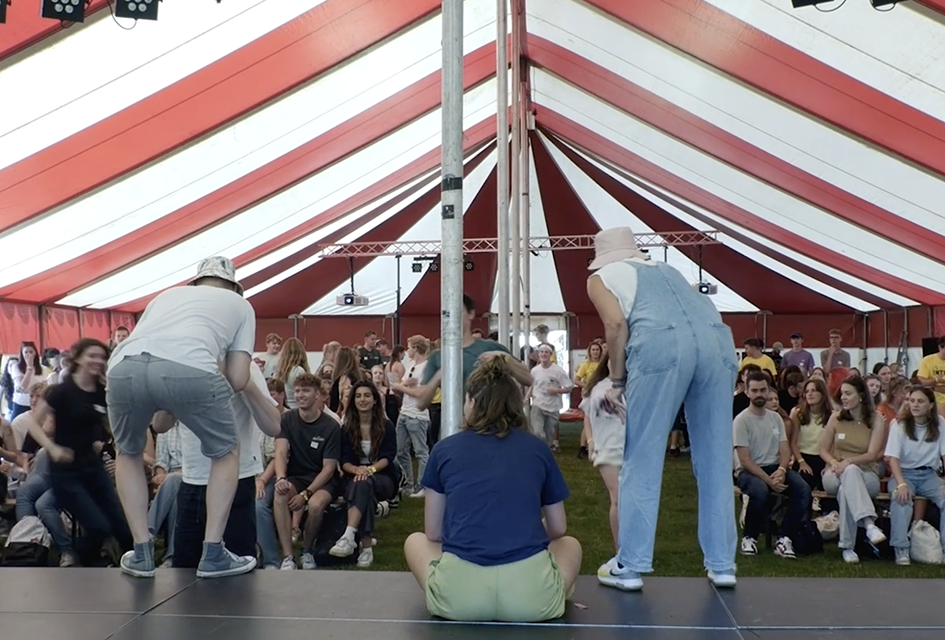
[196,541,257,578]
[120,541,156,578]
[895,547,911,566]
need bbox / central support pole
[509,0,522,353]
[440,0,465,439]
[496,0,510,349]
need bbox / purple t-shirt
[781,349,815,375]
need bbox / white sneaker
[707,571,737,588]
[329,536,357,558]
[774,536,796,559]
[59,552,76,568]
[410,489,426,498]
[300,551,317,570]
[280,556,297,570]
[740,536,758,556]
[597,557,643,591]
[894,548,911,566]
[357,546,374,568]
[812,496,821,512]
[842,549,859,564]
[263,564,280,570]
[158,557,174,569]
[866,523,887,545]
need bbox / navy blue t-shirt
[421,427,570,567]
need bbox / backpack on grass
[2,516,51,567]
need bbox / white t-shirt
[110,286,256,374]
[179,365,276,485]
[885,418,945,471]
[530,363,572,413]
[261,354,279,380]
[11,368,31,406]
[10,411,37,449]
[399,360,429,420]
[284,365,305,410]
[591,257,656,319]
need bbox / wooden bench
[810,490,928,504]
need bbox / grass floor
[367,423,945,578]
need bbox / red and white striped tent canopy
[2,0,945,351]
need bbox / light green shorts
[425,549,566,622]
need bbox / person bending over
[404,356,582,622]
[107,257,258,579]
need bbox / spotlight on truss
[0,0,7,25]
[411,262,423,274]
[115,0,159,21]
[43,0,85,23]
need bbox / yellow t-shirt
[739,354,777,377]
[576,361,599,383]
[918,354,945,406]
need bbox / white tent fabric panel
[0,0,329,170]
[540,134,758,314]
[301,150,498,317]
[530,0,945,235]
[706,0,945,123]
[570,143,918,310]
[530,69,945,291]
[57,81,500,309]
[0,8,498,290]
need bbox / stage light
[115,0,159,21]
[411,262,423,273]
[43,0,85,23]
[464,257,474,271]
[428,260,439,273]
[791,0,827,7]
[0,1,7,25]
[870,0,901,7]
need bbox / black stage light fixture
[43,0,85,23]
[0,0,7,25]
[870,0,902,7]
[411,262,423,273]
[791,0,828,7]
[463,257,474,271]
[115,0,159,21]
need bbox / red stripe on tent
[917,1,945,15]
[2,44,498,304]
[110,125,497,316]
[536,109,945,307]
[584,0,945,177]
[528,36,945,262]
[0,0,441,232]
[545,134,886,312]
[0,0,110,61]
[400,168,499,317]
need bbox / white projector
[336,293,370,307]
[693,282,718,296]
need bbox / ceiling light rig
[42,0,86,23]
[791,0,906,11]
[115,0,159,21]
[0,1,7,25]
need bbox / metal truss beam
[317,230,719,258]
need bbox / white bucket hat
[189,256,243,296]
[588,227,649,270]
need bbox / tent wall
[0,302,136,353]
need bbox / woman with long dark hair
[10,342,42,420]
[329,347,362,415]
[27,338,132,566]
[274,337,310,410]
[404,356,581,622]
[885,386,945,566]
[328,381,398,568]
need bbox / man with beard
[733,371,811,559]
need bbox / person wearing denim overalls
[587,228,738,591]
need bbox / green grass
[367,423,945,578]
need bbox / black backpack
[790,521,825,556]
[312,504,357,567]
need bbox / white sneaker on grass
[300,551,317,570]
[330,536,357,558]
[740,536,758,556]
[774,536,796,559]
[357,546,374,568]
[597,557,643,591]
[865,523,887,546]
[894,548,911,566]
[842,549,859,564]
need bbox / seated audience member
[147,421,183,567]
[14,448,75,566]
[734,372,811,559]
[11,381,47,452]
[789,378,832,498]
[778,368,804,415]
[273,374,342,570]
[864,374,883,409]
[274,337,311,411]
[254,378,294,569]
[403,356,582,623]
[733,365,761,419]
[329,381,399,567]
[810,367,826,381]
[885,386,945,566]
[169,362,280,571]
[392,335,432,498]
[820,376,887,564]
[27,339,133,566]
[330,347,363,415]
[527,345,572,450]
[1,416,25,497]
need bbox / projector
[336,293,369,307]
[693,282,718,296]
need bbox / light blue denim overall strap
[617,261,738,574]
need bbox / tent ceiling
[0,0,943,318]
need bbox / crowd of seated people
[730,331,945,565]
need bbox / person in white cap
[586,228,738,591]
[107,256,279,579]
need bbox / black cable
[815,0,847,13]
[105,0,137,31]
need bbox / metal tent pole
[440,0,465,439]
[509,0,521,353]
[521,109,531,363]
[496,0,510,350]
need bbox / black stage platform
[1,570,943,639]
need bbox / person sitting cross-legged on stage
[272,374,342,570]
[734,371,812,559]
[404,356,582,623]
